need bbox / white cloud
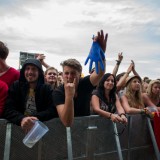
[1,0,159,79]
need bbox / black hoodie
[3,59,57,125]
[20,58,44,85]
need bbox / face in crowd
[62,65,81,88]
[104,75,115,91]
[152,83,160,95]
[131,78,141,91]
[61,59,82,89]
[24,64,39,84]
[45,68,58,85]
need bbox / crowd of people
[0,30,160,136]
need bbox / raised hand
[118,52,123,62]
[131,60,135,70]
[97,30,108,52]
[35,54,45,62]
[85,41,105,74]
[85,30,108,74]
[64,78,76,99]
[126,62,134,74]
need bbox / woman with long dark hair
[91,73,127,123]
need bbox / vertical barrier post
[3,123,12,160]
[86,116,97,160]
[113,122,123,160]
[37,140,43,160]
[86,126,97,159]
[146,117,160,160]
[66,127,73,160]
[127,116,132,160]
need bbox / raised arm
[112,52,123,76]
[36,54,50,68]
[116,62,133,92]
[90,30,108,86]
[131,60,140,77]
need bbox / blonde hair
[125,78,144,109]
[147,80,160,99]
[45,67,59,89]
[44,66,58,75]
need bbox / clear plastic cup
[146,106,159,118]
[23,120,49,148]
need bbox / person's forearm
[98,59,106,75]
[112,60,121,76]
[116,72,129,91]
[90,59,106,86]
[41,61,50,68]
[117,106,126,114]
[125,108,142,114]
[132,69,140,77]
[93,107,112,119]
[61,97,74,127]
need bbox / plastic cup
[146,106,159,118]
[23,120,49,148]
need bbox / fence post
[37,140,43,160]
[127,115,132,160]
[113,122,123,160]
[3,123,12,160]
[86,116,97,160]
[66,127,73,160]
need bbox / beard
[26,76,38,84]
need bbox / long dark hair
[97,73,117,112]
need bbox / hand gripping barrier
[0,115,159,160]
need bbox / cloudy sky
[0,0,159,79]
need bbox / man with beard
[3,59,57,132]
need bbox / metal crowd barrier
[0,115,159,160]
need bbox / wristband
[116,60,121,65]
[119,113,126,117]
[140,109,145,114]
[144,108,147,114]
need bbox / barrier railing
[0,115,159,160]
